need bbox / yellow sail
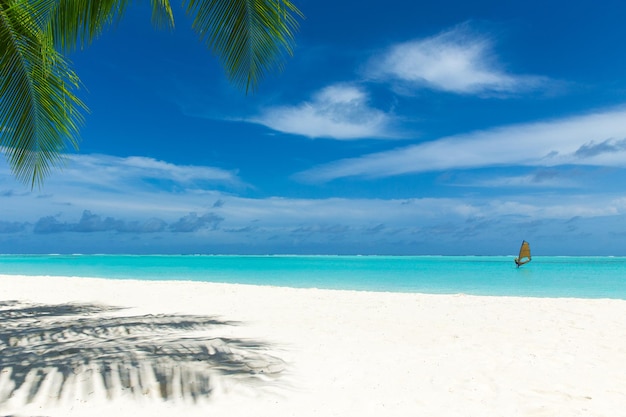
[515,240,531,267]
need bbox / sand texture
[1,274,626,416]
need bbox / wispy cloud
[574,138,626,158]
[63,154,242,189]
[0,154,242,222]
[251,84,396,139]
[364,25,548,96]
[447,169,582,188]
[295,107,626,182]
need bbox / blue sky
[3,0,626,255]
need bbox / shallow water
[1,255,625,299]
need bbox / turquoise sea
[1,255,626,299]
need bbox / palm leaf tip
[185,0,303,93]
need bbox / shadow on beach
[0,300,285,407]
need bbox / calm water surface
[1,255,625,299]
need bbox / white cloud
[463,174,575,188]
[251,84,396,139]
[0,154,242,220]
[295,107,626,182]
[365,25,547,95]
[66,154,240,186]
[53,155,241,190]
[449,169,581,188]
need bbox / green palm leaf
[184,0,302,92]
[0,0,86,187]
[1,0,302,186]
[46,0,174,52]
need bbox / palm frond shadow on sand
[0,300,285,406]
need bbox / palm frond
[46,0,174,52]
[184,0,302,92]
[0,0,86,187]
[0,0,301,186]
[149,0,175,29]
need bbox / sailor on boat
[514,240,532,267]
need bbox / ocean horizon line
[1,253,623,258]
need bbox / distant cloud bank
[2,151,626,254]
[33,211,169,234]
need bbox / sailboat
[514,240,531,267]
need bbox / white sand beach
[1,274,626,417]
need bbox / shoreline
[2,274,626,416]
[3,255,626,300]
[2,270,626,299]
